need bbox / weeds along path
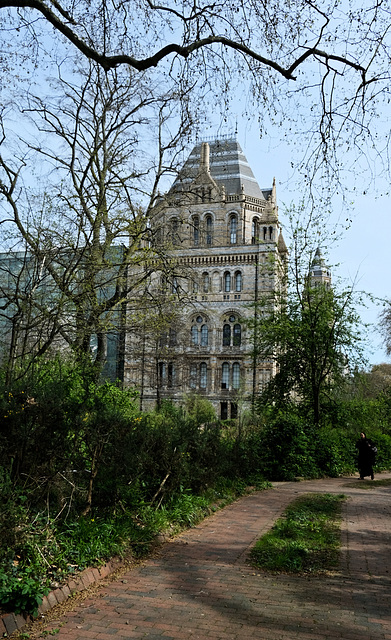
[15,473,391,640]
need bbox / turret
[310,248,331,288]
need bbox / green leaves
[0,564,49,616]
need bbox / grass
[346,478,391,489]
[249,492,345,574]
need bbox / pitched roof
[170,137,267,199]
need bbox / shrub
[258,411,318,480]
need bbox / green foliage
[252,248,365,427]
[183,394,216,425]
[249,493,345,573]
[1,353,391,616]
[0,563,49,616]
[257,411,318,480]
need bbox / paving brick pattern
[15,475,391,639]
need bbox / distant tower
[310,248,331,289]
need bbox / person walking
[355,431,377,480]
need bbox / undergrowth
[0,476,269,615]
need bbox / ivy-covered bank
[1,358,391,615]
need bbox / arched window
[201,324,208,347]
[251,218,259,244]
[206,215,213,245]
[191,325,198,345]
[235,271,242,292]
[193,216,200,246]
[192,279,198,293]
[230,215,238,244]
[263,226,267,241]
[190,363,197,388]
[224,271,231,292]
[233,324,241,346]
[222,362,230,389]
[269,226,273,240]
[171,277,178,294]
[232,363,240,389]
[158,362,166,386]
[167,363,175,388]
[203,272,209,293]
[200,362,207,389]
[170,218,180,245]
[223,324,231,346]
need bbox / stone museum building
[124,137,288,418]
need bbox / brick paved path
[32,474,391,640]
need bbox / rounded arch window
[233,324,241,346]
[191,325,199,345]
[190,363,197,388]
[206,215,213,245]
[192,215,200,246]
[230,214,238,244]
[252,218,260,244]
[232,363,240,389]
[203,272,209,293]
[235,271,242,292]
[200,362,207,389]
[224,271,231,292]
[169,218,180,245]
[171,277,178,294]
[223,324,231,346]
[222,362,230,389]
[191,315,209,349]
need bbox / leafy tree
[252,234,365,426]
[379,303,391,358]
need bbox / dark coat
[355,437,377,478]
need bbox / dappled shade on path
[22,475,391,640]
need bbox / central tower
[125,137,288,418]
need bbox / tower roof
[170,137,267,199]
[310,247,332,283]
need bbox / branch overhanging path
[0,0,368,83]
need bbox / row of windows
[251,220,274,244]
[157,362,241,390]
[190,361,241,390]
[159,315,243,349]
[194,270,242,294]
[191,316,242,348]
[168,270,243,295]
[221,401,237,420]
[167,216,274,247]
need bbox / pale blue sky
[240,128,390,367]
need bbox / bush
[312,427,356,477]
[0,563,49,616]
[258,411,318,480]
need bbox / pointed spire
[310,247,331,287]
[271,177,277,206]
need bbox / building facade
[124,137,288,417]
